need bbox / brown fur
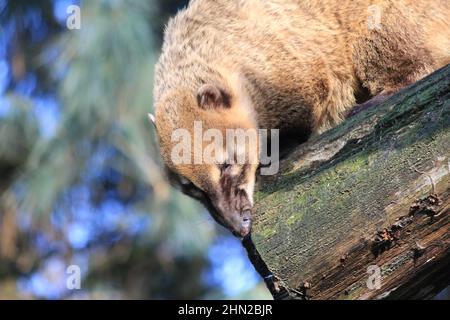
[152,0,450,236]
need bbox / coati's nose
[229,210,252,238]
[239,210,252,238]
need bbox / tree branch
[246,64,450,300]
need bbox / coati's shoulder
[153,0,228,105]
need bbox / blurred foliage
[0,0,269,299]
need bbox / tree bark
[245,64,450,300]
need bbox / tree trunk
[245,64,450,300]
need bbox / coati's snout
[167,162,257,239]
[207,164,255,238]
[208,190,253,238]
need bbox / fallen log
[246,64,450,300]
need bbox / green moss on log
[251,64,450,299]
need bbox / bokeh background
[0,0,272,299]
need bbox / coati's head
[151,81,259,238]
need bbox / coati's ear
[147,113,156,127]
[197,84,231,109]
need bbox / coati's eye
[179,176,191,186]
[179,177,205,201]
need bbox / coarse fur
[152,0,450,237]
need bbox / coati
[151,0,450,238]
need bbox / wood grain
[247,64,450,300]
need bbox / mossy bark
[248,64,450,300]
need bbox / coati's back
[155,0,450,132]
